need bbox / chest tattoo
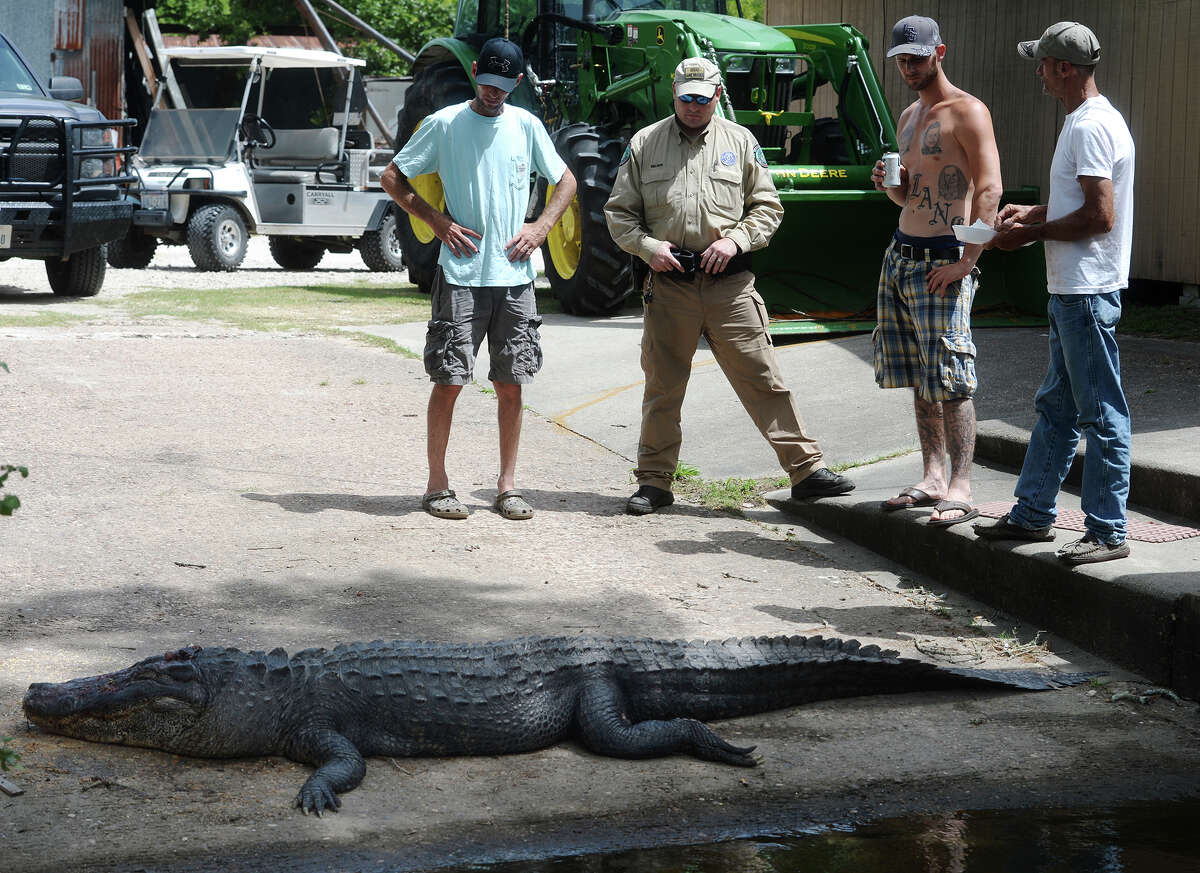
[921,121,943,155]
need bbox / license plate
[140,190,168,211]
[0,225,10,248]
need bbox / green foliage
[154,0,457,76]
[0,737,18,771]
[0,362,23,516]
[728,0,765,23]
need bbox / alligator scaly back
[22,634,1097,815]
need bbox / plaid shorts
[873,242,978,403]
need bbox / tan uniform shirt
[605,115,783,263]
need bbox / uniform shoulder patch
[753,146,769,168]
[619,146,631,166]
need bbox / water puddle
[437,800,1200,872]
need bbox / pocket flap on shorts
[940,334,977,357]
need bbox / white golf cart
[114,46,402,272]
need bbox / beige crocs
[494,490,533,520]
[422,489,469,519]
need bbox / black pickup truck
[0,31,136,296]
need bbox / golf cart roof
[159,46,366,69]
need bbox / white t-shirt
[1045,95,1135,295]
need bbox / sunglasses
[677,93,713,105]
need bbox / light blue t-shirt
[392,101,567,287]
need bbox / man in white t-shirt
[382,39,576,522]
[974,22,1135,564]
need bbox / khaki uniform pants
[636,269,824,491]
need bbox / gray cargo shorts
[423,267,543,386]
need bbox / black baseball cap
[887,15,942,58]
[475,38,523,92]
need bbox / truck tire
[393,62,474,292]
[106,229,158,269]
[46,245,107,297]
[359,209,405,272]
[542,124,633,316]
[187,203,248,272]
[268,237,325,271]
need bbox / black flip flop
[881,486,937,511]
[927,499,980,527]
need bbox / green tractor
[396,0,1045,331]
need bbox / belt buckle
[899,242,917,260]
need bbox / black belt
[670,248,752,281]
[893,240,962,261]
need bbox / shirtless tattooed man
[871,15,1002,526]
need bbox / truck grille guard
[0,115,137,197]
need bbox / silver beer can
[882,152,902,187]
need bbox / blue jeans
[1008,292,1130,544]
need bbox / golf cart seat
[253,127,342,183]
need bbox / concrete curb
[765,491,1199,699]
[976,423,1200,524]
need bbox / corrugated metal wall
[55,0,126,120]
[767,0,1199,286]
[1,0,125,119]
[3,3,59,84]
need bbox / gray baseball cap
[886,15,942,58]
[1018,22,1101,65]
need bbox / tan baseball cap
[673,57,721,98]
[1018,22,1101,65]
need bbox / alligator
[23,635,1094,814]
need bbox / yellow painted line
[550,357,720,425]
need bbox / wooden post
[124,9,159,102]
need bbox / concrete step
[764,454,1200,699]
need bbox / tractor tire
[393,62,474,292]
[187,203,248,272]
[542,123,633,316]
[359,209,405,272]
[106,228,158,269]
[268,237,325,271]
[46,245,107,297]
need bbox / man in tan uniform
[605,57,853,515]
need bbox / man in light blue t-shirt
[382,38,576,522]
[977,22,1135,564]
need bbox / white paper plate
[953,222,997,244]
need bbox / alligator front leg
[575,676,758,766]
[287,728,367,815]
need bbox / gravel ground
[1,243,1198,872]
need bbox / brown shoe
[973,513,1055,542]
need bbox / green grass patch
[100,282,433,332]
[829,447,917,472]
[672,467,785,515]
[1121,303,1200,341]
[0,736,19,771]
[0,310,92,329]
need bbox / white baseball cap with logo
[673,58,721,98]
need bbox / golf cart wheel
[46,245,107,297]
[542,123,633,316]
[187,203,248,272]
[359,209,404,272]
[394,62,474,292]
[268,237,325,271]
[106,228,158,269]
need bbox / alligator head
[23,647,231,755]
